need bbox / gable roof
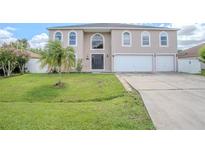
[178,43,205,58]
[48,23,178,31]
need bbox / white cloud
[158,23,172,28]
[4,26,16,31]
[0,27,48,49]
[0,28,17,45]
[171,23,205,50]
[28,33,48,49]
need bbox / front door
[91,54,104,70]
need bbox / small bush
[76,59,83,72]
[199,45,205,62]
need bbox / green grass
[0,73,154,130]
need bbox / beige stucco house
[48,23,178,72]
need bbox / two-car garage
[114,54,176,72]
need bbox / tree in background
[199,45,205,62]
[16,52,29,74]
[0,47,17,76]
[10,39,29,51]
[0,40,29,76]
[40,41,75,87]
[30,48,44,54]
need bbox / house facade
[48,23,178,72]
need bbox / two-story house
[48,23,178,72]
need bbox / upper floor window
[141,31,150,47]
[68,31,77,46]
[122,31,131,47]
[55,32,62,41]
[160,32,168,47]
[91,33,104,49]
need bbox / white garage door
[26,58,48,73]
[114,55,153,72]
[156,55,175,72]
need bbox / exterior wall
[49,30,111,72]
[111,29,177,54]
[49,29,177,72]
[111,29,177,71]
[49,29,84,60]
[83,32,111,72]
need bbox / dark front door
[92,54,104,70]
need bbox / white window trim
[141,31,151,47]
[159,31,169,47]
[90,33,105,50]
[90,53,105,71]
[68,31,77,47]
[53,31,63,42]
[121,31,132,47]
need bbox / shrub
[76,59,83,72]
[16,52,29,74]
[199,45,205,62]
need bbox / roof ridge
[47,23,178,30]
[184,42,205,51]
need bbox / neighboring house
[178,43,205,74]
[26,51,48,73]
[48,23,178,72]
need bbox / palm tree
[40,40,75,86]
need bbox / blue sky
[0,23,77,39]
[0,23,205,49]
[0,23,170,39]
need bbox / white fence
[26,58,48,73]
[178,58,201,74]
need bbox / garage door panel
[114,55,153,72]
[156,56,174,72]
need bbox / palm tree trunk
[59,66,62,84]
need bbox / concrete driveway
[117,73,205,130]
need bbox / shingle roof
[48,23,178,30]
[26,51,41,59]
[178,43,205,58]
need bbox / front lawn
[0,73,154,130]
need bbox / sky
[0,23,205,50]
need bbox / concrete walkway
[117,73,205,130]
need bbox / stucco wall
[111,30,177,54]
[49,29,177,72]
[83,32,112,72]
[49,29,84,60]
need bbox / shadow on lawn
[25,83,125,103]
[25,84,64,103]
